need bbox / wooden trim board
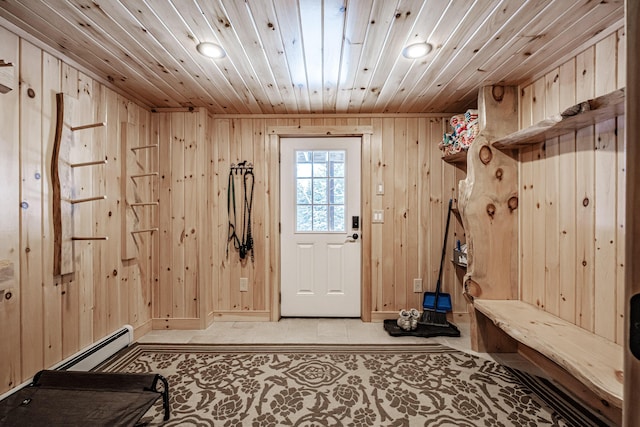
[268,126,374,322]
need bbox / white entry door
[280,137,361,317]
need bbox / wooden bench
[472,299,623,423]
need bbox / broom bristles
[421,309,449,327]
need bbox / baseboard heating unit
[0,325,134,401]
[54,324,134,371]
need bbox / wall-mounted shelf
[442,151,467,168]
[493,88,625,149]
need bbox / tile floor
[137,317,546,377]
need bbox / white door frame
[267,126,373,321]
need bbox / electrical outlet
[413,278,423,293]
[240,277,249,292]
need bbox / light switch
[376,183,384,195]
[373,210,384,223]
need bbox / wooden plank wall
[518,28,626,344]
[152,110,210,328]
[186,116,466,322]
[0,26,154,395]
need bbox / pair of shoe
[396,308,421,331]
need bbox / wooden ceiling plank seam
[175,0,266,113]
[0,13,160,111]
[347,0,401,113]
[519,17,624,91]
[334,0,373,114]
[59,0,195,105]
[379,0,472,113]
[373,0,451,113]
[464,9,624,113]
[423,0,567,112]
[272,0,312,113]
[0,0,626,115]
[232,0,291,113]
[500,7,625,84]
[298,0,325,112]
[172,0,263,113]
[473,1,621,89]
[205,0,285,114]
[434,0,609,112]
[450,14,624,116]
[418,0,532,112]
[0,1,172,107]
[164,0,263,114]
[118,0,243,113]
[142,1,258,114]
[216,0,288,113]
[208,112,448,119]
[358,0,428,113]
[56,0,193,105]
[321,0,348,113]
[71,0,226,112]
[0,1,122,85]
[399,0,505,113]
[244,0,300,113]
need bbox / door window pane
[297,206,313,231]
[296,179,312,204]
[313,178,327,204]
[295,150,346,232]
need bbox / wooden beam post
[459,86,519,302]
[625,1,639,426]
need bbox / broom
[422,199,453,327]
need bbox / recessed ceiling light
[196,42,226,59]
[402,42,433,59]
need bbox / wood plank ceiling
[0,0,624,114]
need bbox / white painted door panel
[280,137,361,317]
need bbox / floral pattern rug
[96,343,610,427]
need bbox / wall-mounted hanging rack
[227,160,255,262]
[71,159,107,168]
[130,172,159,179]
[52,93,107,276]
[71,122,105,132]
[70,195,106,204]
[230,161,254,174]
[130,202,159,207]
[72,236,108,241]
[131,228,158,234]
[0,60,15,93]
[130,144,158,151]
[122,122,159,260]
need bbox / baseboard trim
[211,311,272,322]
[152,318,203,330]
[133,319,153,340]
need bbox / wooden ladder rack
[52,93,107,276]
[122,122,159,260]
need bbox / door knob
[351,233,359,240]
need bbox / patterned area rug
[96,343,610,427]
